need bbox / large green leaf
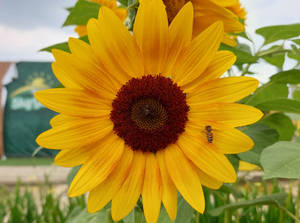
[256,23,300,45]
[238,124,279,165]
[261,113,296,141]
[256,99,300,113]
[261,142,300,179]
[243,82,288,106]
[40,36,89,53]
[270,69,300,84]
[208,193,287,216]
[63,0,101,26]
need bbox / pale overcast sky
[0,0,300,62]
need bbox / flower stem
[224,194,231,223]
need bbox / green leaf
[220,44,258,65]
[65,208,107,223]
[287,45,300,65]
[40,36,89,53]
[261,113,296,141]
[218,184,243,198]
[226,154,239,173]
[260,45,286,68]
[270,69,300,84]
[238,124,279,165]
[261,142,300,179]
[292,39,300,45]
[243,82,288,106]
[256,23,300,45]
[158,195,194,223]
[256,99,300,113]
[63,0,101,26]
[208,193,287,216]
[293,90,300,101]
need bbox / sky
[0,0,300,62]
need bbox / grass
[0,157,53,166]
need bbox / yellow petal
[97,7,144,77]
[183,50,236,92]
[222,33,238,47]
[187,77,259,104]
[50,114,69,127]
[209,0,239,7]
[172,22,223,86]
[68,135,124,197]
[193,0,244,34]
[163,2,193,75]
[35,88,111,117]
[239,160,261,171]
[88,146,133,213]
[52,49,117,96]
[87,7,143,83]
[112,151,145,221]
[51,61,80,89]
[185,123,254,154]
[177,133,236,183]
[68,37,99,65]
[164,144,205,213]
[37,118,112,150]
[142,153,162,223]
[189,103,264,128]
[157,151,177,221]
[54,147,94,167]
[133,0,169,74]
[213,128,254,154]
[196,168,222,190]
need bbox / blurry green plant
[1,179,300,223]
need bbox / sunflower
[75,0,127,37]
[35,0,262,222]
[162,0,245,46]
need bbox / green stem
[241,63,251,76]
[235,210,240,223]
[195,211,200,223]
[224,194,231,223]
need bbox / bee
[205,125,213,143]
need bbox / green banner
[4,62,59,157]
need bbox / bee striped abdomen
[205,125,213,143]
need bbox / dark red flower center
[110,75,189,153]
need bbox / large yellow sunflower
[162,0,245,46]
[35,0,262,223]
[75,0,127,37]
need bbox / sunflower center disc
[110,75,189,153]
[131,98,168,131]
